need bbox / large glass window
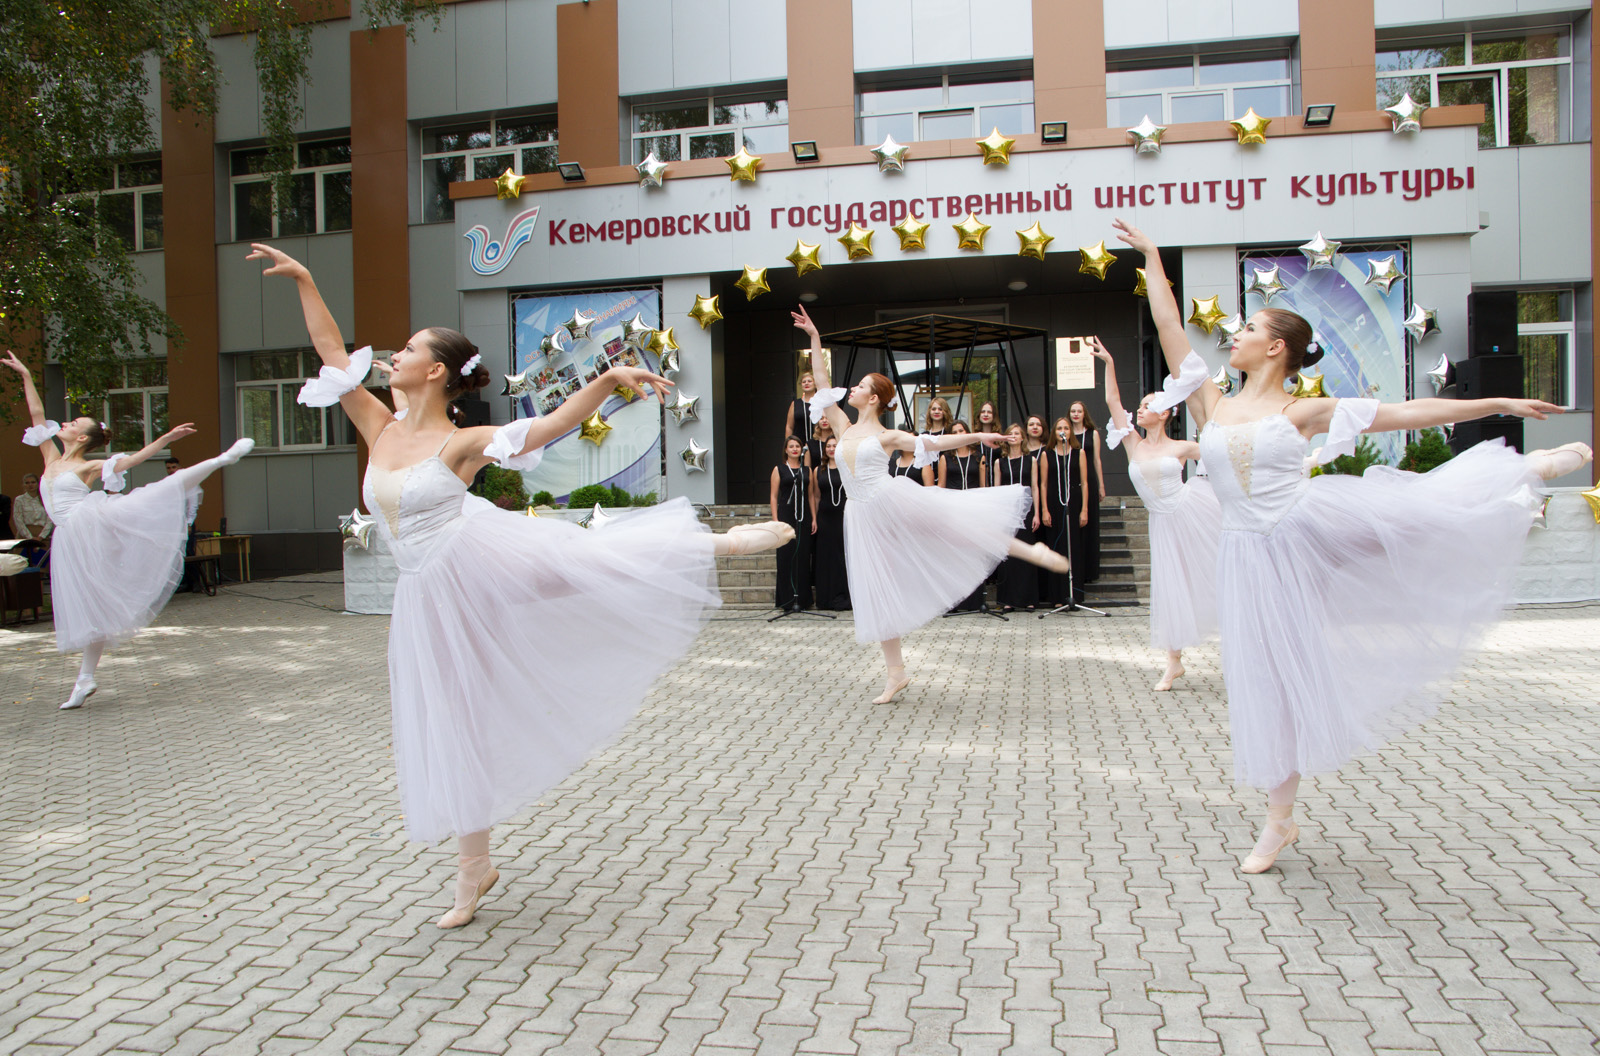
[857,72,1033,145]
[1518,290,1575,408]
[632,93,787,163]
[230,139,353,241]
[66,159,163,252]
[1106,53,1291,127]
[1376,27,1572,148]
[421,114,559,223]
[235,350,360,450]
[73,360,169,450]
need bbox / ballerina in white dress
[250,244,792,929]
[1114,219,1592,873]
[1089,337,1222,692]
[2,351,254,710]
[793,306,1070,703]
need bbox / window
[857,72,1033,145]
[631,93,787,163]
[236,350,360,450]
[1106,54,1291,127]
[1377,27,1572,148]
[230,139,353,241]
[421,115,559,223]
[65,159,163,251]
[73,360,169,450]
[1518,290,1575,407]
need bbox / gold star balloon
[1404,304,1440,342]
[1246,264,1286,304]
[1127,115,1166,155]
[1581,482,1600,523]
[838,221,874,260]
[688,294,722,329]
[636,152,668,188]
[1016,222,1053,261]
[621,313,655,350]
[1188,296,1227,335]
[1290,371,1326,399]
[1211,364,1235,395]
[649,326,680,355]
[612,384,640,403]
[976,128,1015,165]
[1132,268,1173,298]
[1298,231,1342,270]
[1078,240,1115,280]
[725,146,762,182]
[579,410,612,446]
[953,213,991,251]
[1365,255,1406,295]
[891,214,930,251]
[734,265,770,301]
[494,168,526,200]
[1229,108,1271,145]
[787,240,822,276]
[681,438,710,473]
[871,134,909,173]
[1383,92,1426,133]
[503,369,537,397]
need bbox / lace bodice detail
[1197,415,1311,533]
[1126,456,1189,515]
[41,471,92,523]
[362,457,471,573]
[835,432,892,503]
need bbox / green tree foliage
[471,465,530,509]
[1313,435,1388,477]
[0,0,437,409]
[1398,428,1456,474]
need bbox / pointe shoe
[1527,442,1592,480]
[1154,663,1184,692]
[59,681,96,710]
[1025,542,1071,574]
[872,666,911,705]
[1240,820,1299,874]
[723,521,795,555]
[222,438,256,464]
[437,863,499,929]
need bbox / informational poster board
[1055,337,1096,390]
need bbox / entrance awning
[820,315,1051,426]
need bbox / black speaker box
[1454,355,1522,399]
[1468,290,1518,357]
[454,397,491,427]
[1449,415,1523,455]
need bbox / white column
[662,275,724,503]
[1179,245,1239,440]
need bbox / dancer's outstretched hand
[246,243,309,280]
[1,350,30,376]
[1500,398,1564,420]
[608,365,673,403]
[1111,218,1155,255]
[791,304,819,338]
[161,423,198,444]
[973,431,1007,448]
[1087,336,1114,362]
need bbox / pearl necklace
[783,463,804,519]
[952,450,972,489]
[825,465,843,507]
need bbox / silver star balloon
[1383,92,1426,133]
[564,309,597,342]
[666,391,700,425]
[636,151,668,188]
[1364,255,1406,295]
[581,503,614,529]
[1425,352,1453,394]
[540,327,570,356]
[621,313,655,351]
[339,508,374,551]
[657,347,681,380]
[1298,231,1342,270]
[1404,304,1441,342]
[1246,264,1287,304]
[681,438,709,473]
[1127,115,1167,155]
[871,134,909,173]
[1211,364,1235,395]
[1214,313,1244,350]
[503,368,537,397]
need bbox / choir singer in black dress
[770,436,814,610]
[809,436,851,610]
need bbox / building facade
[8,0,1594,574]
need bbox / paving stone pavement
[2,578,1599,1056]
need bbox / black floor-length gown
[1043,446,1083,604]
[994,450,1038,610]
[812,464,850,610]
[942,448,986,611]
[774,462,813,609]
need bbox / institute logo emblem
[464,206,541,276]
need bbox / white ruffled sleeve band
[297,346,373,407]
[808,387,847,424]
[912,434,938,469]
[1145,351,1210,415]
[1105,411,1136,450]
[1312,398,1380,466]
[100,454,128,493]
[483,418,545,471]
[22,421,61,447]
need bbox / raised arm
[115,423,199,473]
[1112,219,1222,418]
[1287,394,1563,439]
[1089,338,1138,456]
[2,351,61,467]
[791,306,851,439]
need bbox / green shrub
[472,465,530,507]
[568,484,610,509]
[632,491,658,507]
[531,490,554,507]
[1314,435,1387,477]
[1398,428,1455,474]
[606,485,633,508]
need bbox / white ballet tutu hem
[1148,478,1222,651]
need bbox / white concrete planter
[1516,488,1600,604]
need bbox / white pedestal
[1515,489,1600,604]
[343,531,399,615]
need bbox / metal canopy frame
[819,315,1052,427]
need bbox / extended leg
[438,828,498,929]
[1155,649,1185,692]
[872,637,911,705]
[60,640,105,710]
[1525,442,1592,480]
[1241,773,1301,874]
[714,521,795,556]
[1008,538,1071,575]
[168,438,256,492]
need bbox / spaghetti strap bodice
[1126,455,1188,515]
[835,433,891,502]
[361,429,468,573]
[1197,415,1311,533]
[41,470,92,523]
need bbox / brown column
[1299,0,1376,112]
[1592,14,1599,467]
[161,83,224,532]
[787,0,856,147]
[557,0,621,168]
[1033,0,1107,131]
[0,325,44,498]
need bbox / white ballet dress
[833,430,1031,643]
[1125,456,1222,651]
[363,425,720,843]
[1197,401,1542,790]
[41,466,194,652]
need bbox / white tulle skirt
[1220,442,1540,790]
[844,479,1031,642]
[1148,479,1222,651]
[387,497,720,843]
[49,479,193,652]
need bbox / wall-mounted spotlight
[791,141,820,163]
[557,162,586,182]
[1040,121,1068,144]
[1303,104,1336,127]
